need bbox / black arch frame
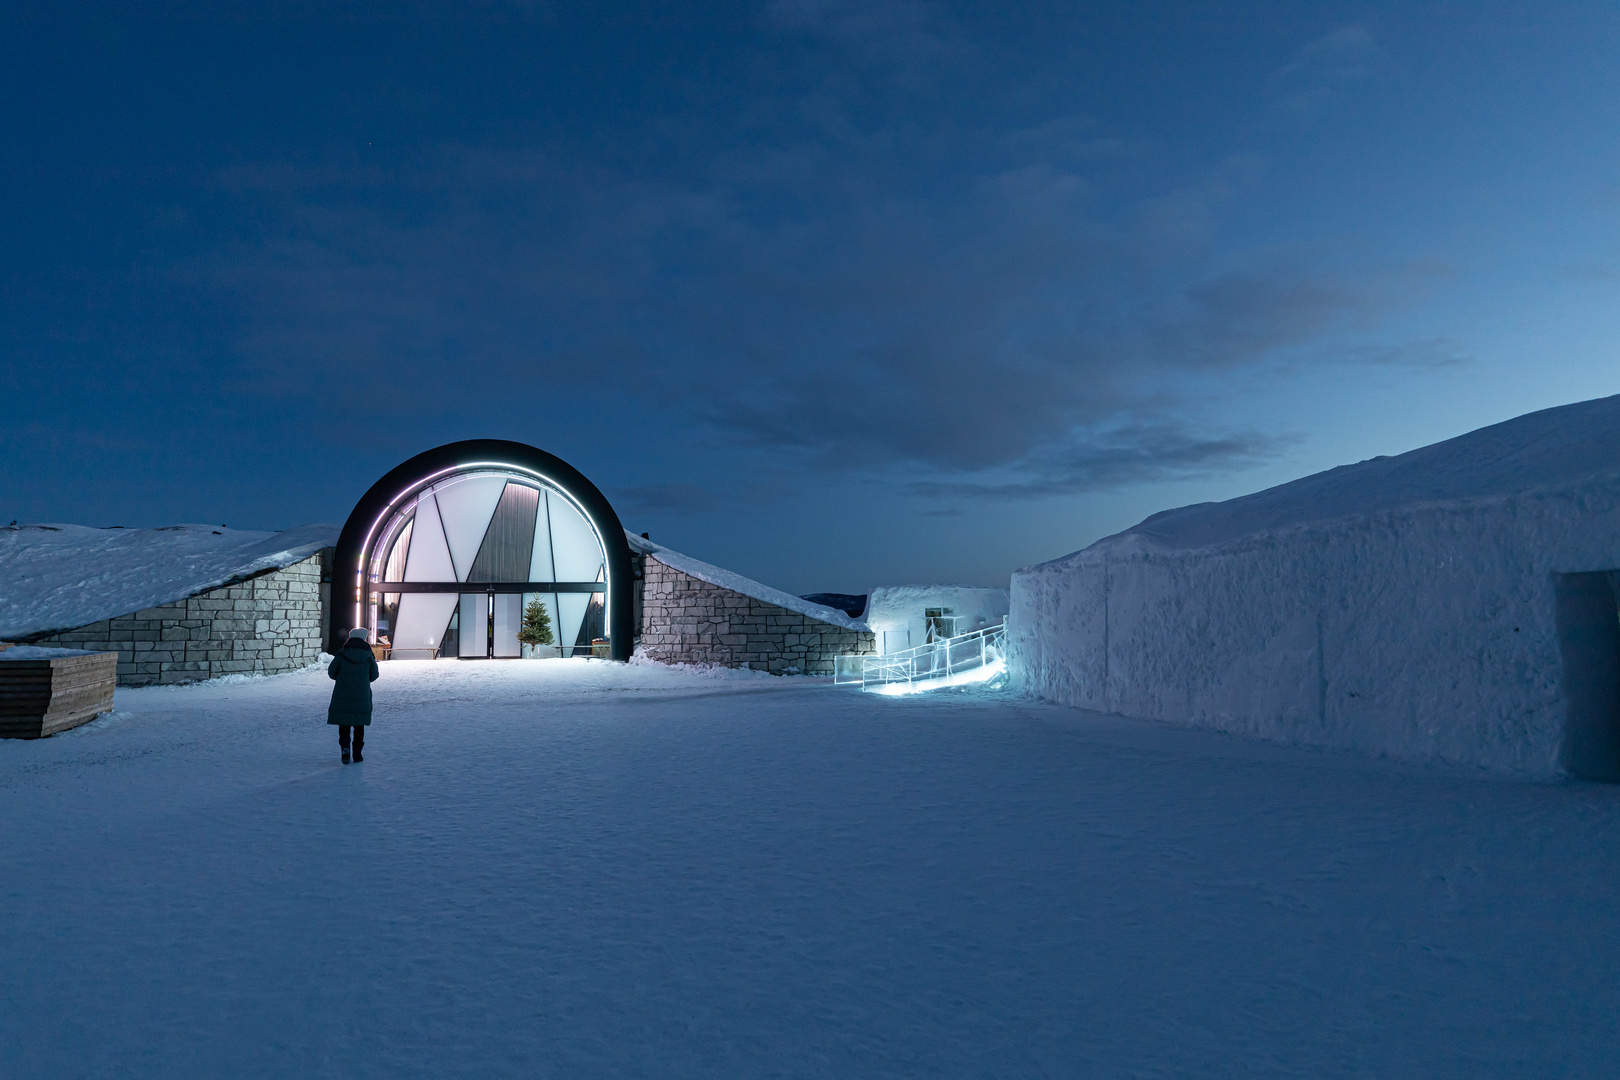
[330,440,635,662]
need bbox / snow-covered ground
[3,660,1619,1077]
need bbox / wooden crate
[0,650,118,739]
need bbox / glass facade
[364,467,610,660]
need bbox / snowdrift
[1009,395,1620,776]
[0,523,337,640]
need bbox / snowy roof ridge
[0,523,339,640]
[1045,394,1620,563]
[1086,477,1620,562]
[625,530,870,632]
[868,582,1003,592]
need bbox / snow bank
[627,650,784,680]
[1010,395,1620,776]
[628,531,870,632]
[0,523,338,640]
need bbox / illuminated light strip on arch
[354,461,616,648]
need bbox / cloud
[905,424,1298,501]
[1334,337,1470,369]
[191,17,1423,499]
[1266,26,1386,124]
[763,0,965,77]
[609,483,723,516]
[203,141,1412,490]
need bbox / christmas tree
[517,597,555,653]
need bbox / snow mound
[1101,393,1620,554]
[0,523,338,640]
[627,531,870,632]
[628,650,787,680]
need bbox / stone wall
[34,555,327,686]
[638,556,874,673]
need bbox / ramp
[835,624,1006,694]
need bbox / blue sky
[4,2,1619,593]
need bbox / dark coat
[328,640,379,725]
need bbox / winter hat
[348,627,369,641]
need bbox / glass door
[492,593,522,658]
[459,593,489,658]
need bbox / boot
[352,747,363,763]
[342,748,351,764]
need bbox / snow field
[3,659,1620,1077]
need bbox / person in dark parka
[329,626,379,763]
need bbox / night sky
[5,3,1619,593]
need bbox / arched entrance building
[330,440,634,661]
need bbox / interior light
[355,460,619,649]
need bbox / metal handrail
[835,622,1006,691]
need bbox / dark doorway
[1554,571,1620,781]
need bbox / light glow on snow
[868,657,1006,695]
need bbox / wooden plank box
[0,649,118,739]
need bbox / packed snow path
[3,660,1619,1078]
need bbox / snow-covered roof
[0,523,338,640]
[626,531,870,632]
[0,646,104,660]
[1091,394,1620,555]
